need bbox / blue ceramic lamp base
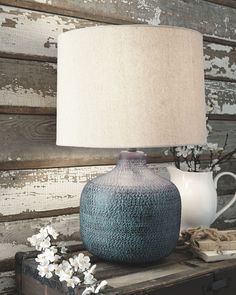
[80,150,181,264]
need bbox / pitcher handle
[214,172,236,220]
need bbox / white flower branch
[27,226,107,294]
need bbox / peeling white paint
[148,7,162,25]
[0,84,56,107]
[137,0,149,10]
[207,43,232,53]
[224,16,229,33]
[0,243,32,261]
[0,5,98,58]
[34,0,52,4]
[204,56,236,80]
[224,218,236,223]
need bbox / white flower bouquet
[164,98,236,172]
[27,226,107,294]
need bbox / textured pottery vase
[80,151,181,264]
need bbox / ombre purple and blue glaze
[80,151,181,264]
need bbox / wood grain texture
[0,271,15,295]
[0,5,101,61]
[0,113,166,169]
[0,58,56,109]
[1,0,236,43]
[205,0,236,9]
[0,114,235,169]
[0,214,80,269]
[207,120,236,149]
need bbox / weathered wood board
[0,271,15,295]
[0,114,234,169]
[0,214,80,276]
[0,58,56,111]
[0,214,80,246]
[204,42,236,81]
[0,214,80,272]
[0,5,101,60]
[1,0,236,43]
[205,0,236,9]
[205,80,236,115]
[0,240,80,273]
[207,120,236,149]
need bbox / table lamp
[57,25,206,264]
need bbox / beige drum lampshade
[57,25,207,148]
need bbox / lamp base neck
[118,150,147,162]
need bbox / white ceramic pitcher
[167,166,236,230]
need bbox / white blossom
[69,253,91,272]
[39,227,49,239]
[36,248,60,265]
[176,147,191,158]
[164,149,169,156]
[82,286,95,295]
[213,164,221,172]
[55,261,73,283]
[27,234,41,248]
[57,269,73,282]
[36,254,50,266]
[45,226,59,239]
[28,234,51,251]
[66,276,81,288]
[82,281,107,295]
[206,143,218,150]
[50,246,58,254]
[29,226,107,293]
[55,260,72,276]
[39,237,51,250]
[58,242,68,254]
[95,280,108,293]
[37,263,55,279]
[84,272,97,285]
[88,264,97,274]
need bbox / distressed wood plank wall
[0,0,235,293]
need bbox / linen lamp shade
[57,25,206,148]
